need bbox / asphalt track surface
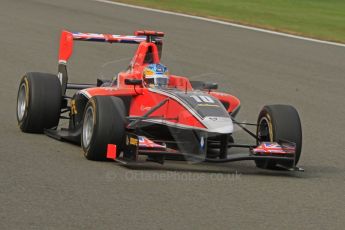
[1,0,344,229]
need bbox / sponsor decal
[126,136,139,146]
[138,136,166,149]
[253,142,295,154]
[208,117,218,121]
[140,105,151,111]
[129,137,138,146]
[197,104,219,107]
[70,99,77,115]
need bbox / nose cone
[203,117,234,134]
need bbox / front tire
[81,96,126,161]
[255,105,302,169]
[17,72,62,133]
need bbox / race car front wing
[106,133,304,172]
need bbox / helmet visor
[145,75,169,87]
[155,76,169,87]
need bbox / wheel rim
[83,106,94,147]
[17,83,27,121]
[258,117,272,142]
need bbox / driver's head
[143,63,169,88]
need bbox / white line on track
[94,0,345,48]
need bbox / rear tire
[255,105,302,169]
[81,96,126,161]
[16,72,62,133]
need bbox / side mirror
[203,82,218,90]
[125,79,142,85]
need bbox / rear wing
[57,30,164,94]
[58,30,164,63]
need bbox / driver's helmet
[143,63,169,88]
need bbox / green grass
[114,0,345,43]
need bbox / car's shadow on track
[107,160,317,178]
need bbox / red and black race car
[16,30,303,171]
